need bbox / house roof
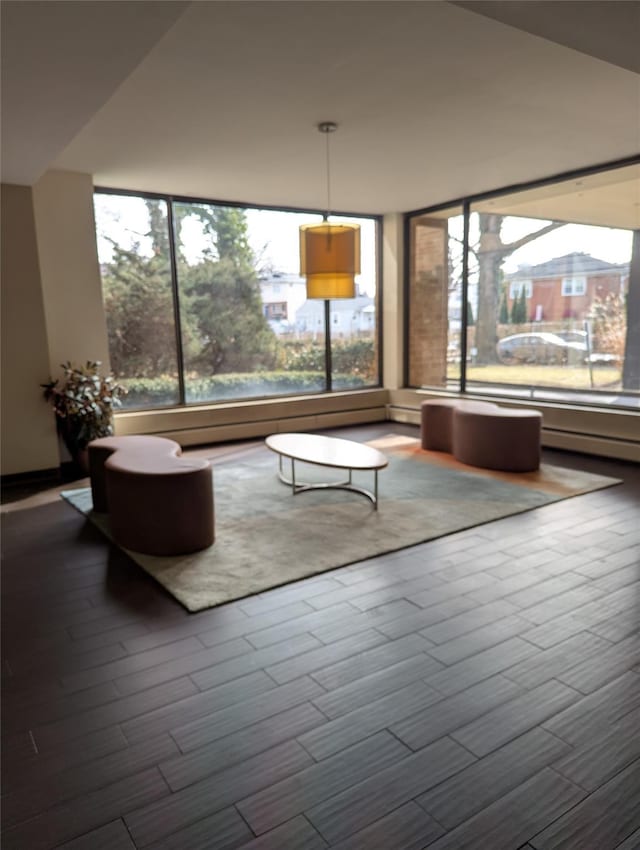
[259,273,306,287]
[509,252,628,279]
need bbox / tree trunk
[473,216,566,366]
[622,229,640,390]
[475,214,503,364]
[146,200,170,256]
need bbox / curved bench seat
[420,398,496,451]
[420,398,542,472]
[88,435,214,556]
[453,405,542,472]
[88,435,180,512]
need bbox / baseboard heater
[386,404,639,463]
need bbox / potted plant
[42,361,126,474]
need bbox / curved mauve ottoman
[88,435,214,556]
[88,435,180,512]
[453,404,542,472]
[420,399,497,451]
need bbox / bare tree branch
[499,221,566,257]
[450,233,479,260]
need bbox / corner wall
[1,184,59,475]
[32,170,110,375]
[2,171,112,476]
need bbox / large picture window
[407,161,640,409]
[94,193,379,409]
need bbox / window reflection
[95,194,379,408]
[408,163,639,409]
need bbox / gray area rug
[62,435,621,612]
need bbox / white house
[258,271,307,333]
[295,294,376,339]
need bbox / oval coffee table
[265,432,388,509]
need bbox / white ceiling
[2,0,639,214]
[0,1,188,186]
[474,163,640,230]
[452,1,640,75]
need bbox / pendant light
[300,122,360,299]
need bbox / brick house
[505,252,628,322]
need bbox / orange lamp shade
[300,223,360,299]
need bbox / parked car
[496,332,586,365]
[549,330,620,365]
[555,330,588,344]
[587,351,620,366]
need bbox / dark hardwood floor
[2,423,639,850]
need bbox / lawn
[447,363,622,389]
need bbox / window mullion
[324,299,332,392]
[167,199,186,405]
[460,200,470,393]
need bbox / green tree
[101,241,179,379]
[510,286,527,324]
[509,289,519,324]
[521,287,529,323]
[174,203,253,264]
[179,257,276,374]
[146,199,170,256]
[214,207,253,263]
[97,199,194,384]
[499,291,509,324]
[466,300,475,326]
[175,205,277,376]
[622,230,640,389]
[102,201,277,383]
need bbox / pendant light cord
[325,128,331,221]
[318,121,337,222]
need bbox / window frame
[561,276,587,297]
[403,154,640,409]
[94,186,382,411]
[509,280,532,299]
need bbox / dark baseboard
[1,466,61,489]
[2,461,91,503]
[1,466,63,505]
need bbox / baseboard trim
[386,403,640,463]
[1,466,61,491]
[138,406,388,448]
[541,428,640,463]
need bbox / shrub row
[119,371,369,408]
[278,339,375,376]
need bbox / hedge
[119,370,370,408]
[278,339,375,376]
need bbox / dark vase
[57,418,92,480]
[74,447,90,475]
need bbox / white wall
[382,213,404,389]
[32,170,110,377]
[1,184,60,475]
[2,171,112,476]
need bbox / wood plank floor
[2,423,639,850]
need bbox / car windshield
[556,330,587,342]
